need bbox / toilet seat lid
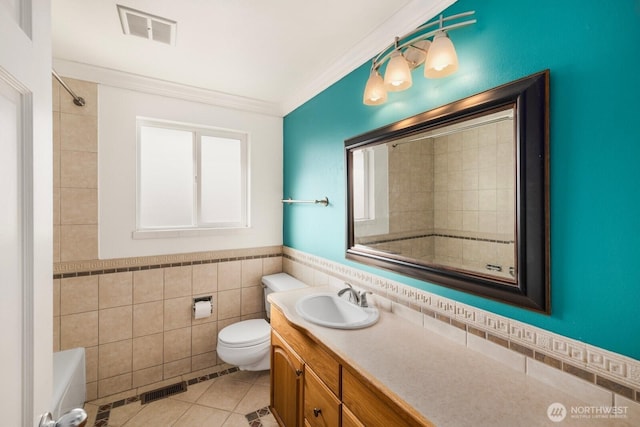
[218,319,270,347]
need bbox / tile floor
[83,368,278,426]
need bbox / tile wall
[364,119,515,279]
[52,77,282,401]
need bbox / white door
[0,1,54,426]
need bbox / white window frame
[134,118,249,238]
[354,144,389,237]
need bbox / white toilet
[216,272,307,370]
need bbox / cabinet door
[272,331,304,427]
[342,406,365,427]
[304,367,341,427]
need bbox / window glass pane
[200,135,242,224]
[139,126,194,227]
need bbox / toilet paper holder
[193,296,213,315]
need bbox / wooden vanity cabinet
[271,330,304,427]
[270,306,432,427]
[304,367,340,427]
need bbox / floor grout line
[88,366,275,426]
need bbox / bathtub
[52,348,86,419]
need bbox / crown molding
[52,58,282,117]
[53,0,456,117]
[280,0,457,115]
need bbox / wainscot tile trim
[53,245,283,278]
[282,246,640,399]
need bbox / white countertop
[269,286,631,427]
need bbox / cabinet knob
[313,408,322,417]
[296,369,303,376]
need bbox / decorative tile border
[53,245,283,278]
[283,246,640,400]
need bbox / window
[352,145,389,237]
[136,119,248,233]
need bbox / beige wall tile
[467,333,525,373]
[99,339,133,380]
[53,316,60,352]
[99,272,133,309]
[98,373,132,398]
[526,358,613,406]
[133,301,164,337]
[241,286,263,316]
[86,382,97,402]
[53,279,60,317]
[164,297,192,331]
[164,327,192,362]
[52,79,60,112]
[60,112,97,152]
[217,289,241,320]
[60,311,99,349]
[191,322,217,356]
[85,345,98,383]
[132,365,163,388]
[60,275,98,315]
[60,188,97,225]
[614,395,640,423]
[60,78,98,117]
[60,225,98,261]
[241,258,262,287]
[218,260,241,291]
[191,352,217,372]
[60,150,97,188]
[133,333,163,371]
[262,256,282,275]
[53,147,60,188]
[53,225,60,263]
[133,269,164,303]
[53,187,60,226]
[163,358,191,379]
[99,306,133,344]
[192,263,217,295]
[164,266,192,299]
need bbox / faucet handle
[358,290,373,307]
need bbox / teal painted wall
[283,0,640,360]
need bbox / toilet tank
[262,273,307,318]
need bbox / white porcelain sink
[295,293,379,329]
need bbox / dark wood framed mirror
[345,70,549,312]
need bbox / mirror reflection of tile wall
[382,119,515,279]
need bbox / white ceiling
[52,0,454,115]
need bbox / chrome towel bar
[281,197,329,206]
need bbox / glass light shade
[384,51,412,91]
[424,31,458,78]
[363,70,387,105]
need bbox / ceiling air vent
[117,4,176,45]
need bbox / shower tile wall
[383,120,515,275]
[52,78,281,402]
[432,121,515,272]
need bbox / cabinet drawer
[342,368,433,427]
[272,308,340,396]
[304,367,340,427]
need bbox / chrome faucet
[338,283,373,307]
[338,283,360,305]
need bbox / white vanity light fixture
[383,38,413,91]
[363,11,475,106]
